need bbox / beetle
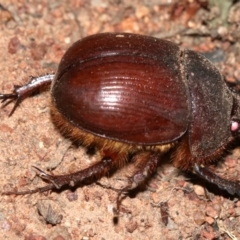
[1,32,240,197]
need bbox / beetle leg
[194,164,240,196]
[127,152,160,189]
[3,157,113,195]
[116,152,160,211]
[0,73,54,116]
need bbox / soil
[0,1,240,239]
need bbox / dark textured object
[160,202,169,226]
[1,32,240,197]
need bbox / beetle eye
[231,120,239,132]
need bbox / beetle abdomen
[52,33,189,145]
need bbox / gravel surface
[0,1,240,239]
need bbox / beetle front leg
[194,164,240,196]
[0,73,54,116]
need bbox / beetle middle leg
[126,151,160,189]
[116,151,160,211]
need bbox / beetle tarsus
[0,73,54,116]
[3,184,55,196]
[194,164,240,196]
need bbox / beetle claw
[0,89,24,116]
[32,166,62,189]
[0,93,18,102]
[32,166,51,179]
[0,93,18,115]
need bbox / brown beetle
[1,32,240,197]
